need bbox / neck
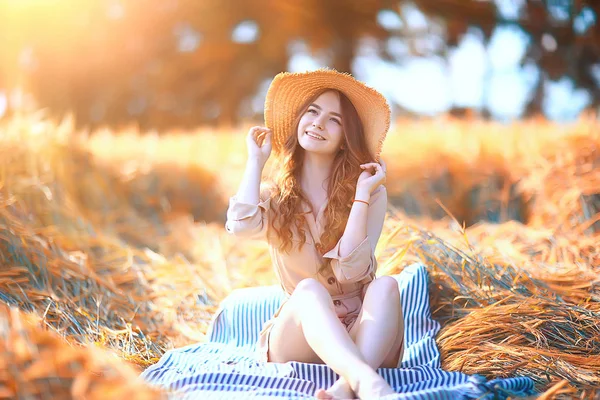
[300,152,335,193]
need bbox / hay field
[0,112,599,399]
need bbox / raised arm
[323,160,387,284]
[225,126,272,238]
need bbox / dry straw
[0,113,599,399]
[0,304,162,399]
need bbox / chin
[298,139,319,151]
[303,146,337,158]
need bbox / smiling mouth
[305,131,325,140]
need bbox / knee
[293,278,328,299]
[371,276,400,299]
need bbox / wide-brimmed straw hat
[264,69,391,161]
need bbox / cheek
[329,123,344,146]
[297,115,311,133]
[297,118,306,137]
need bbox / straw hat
[264,69,391,161]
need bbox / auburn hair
[267,89,374,265]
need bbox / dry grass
[0,111,598,399]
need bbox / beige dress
[225,184,387,363]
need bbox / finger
[253,129,268,144]
[362,162,386,175]
[365,167,381,177]
[360,162,379,169]
[360,163,379,174]
[249,127,261,141]
[259,131,273,147]
[249,126,268,136]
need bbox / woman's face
[296,90,344,156]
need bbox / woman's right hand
[246,126,272,167]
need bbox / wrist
[354,188,371,202]
[247,157,266,170]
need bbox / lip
[305,131,326,140]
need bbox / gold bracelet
[353,199,369,206]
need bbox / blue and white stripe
[141,263,536,399]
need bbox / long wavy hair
[267,89,374,263]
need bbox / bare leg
[319,276,404,399]
[268,278,395,399]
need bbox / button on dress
[225,184,387,363]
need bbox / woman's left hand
[356,159,387,196]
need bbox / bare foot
[314,377,356,399]
[353,371,395,400]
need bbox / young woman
[226,69,404,400]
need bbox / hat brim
[264,69,390,161]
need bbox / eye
[331,118,341,125]
[307,108,318,115]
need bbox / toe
[314,388,333,400]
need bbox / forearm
[235,158,265,205]
[338,188,370,257]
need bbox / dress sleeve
[224,185,272,240]
[322,185,387,284]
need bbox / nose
[312,118,324,130]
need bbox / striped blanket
[141,263,536,399]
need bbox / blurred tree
[0,0,387,128]
[0,0,598,128]
[413,0,600,116]
[161,0,387,125]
